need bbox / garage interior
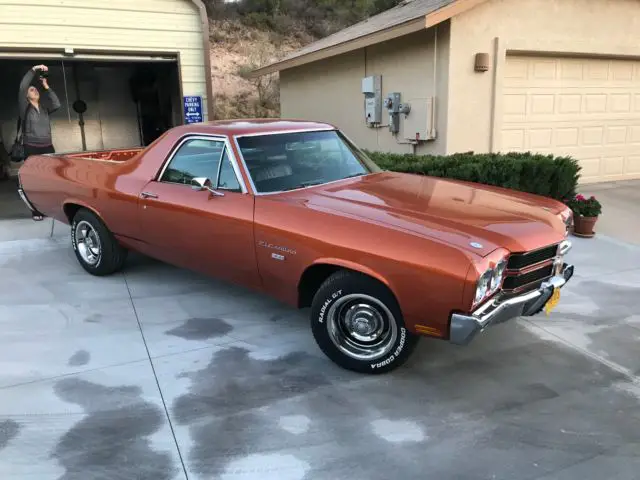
[0,56,182,219]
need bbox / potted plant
[566,194,602,238]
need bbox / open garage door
[501,55,640,184]
[0,54,182,154]
[0,53,182,219]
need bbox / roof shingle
[281,0,457,62]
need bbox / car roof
[170,119,337,137]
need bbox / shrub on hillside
[366,151,581,202]
[204,0,405,39]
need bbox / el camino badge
[258,240,297,257]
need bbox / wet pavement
[0,216,639,480]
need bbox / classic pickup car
[18,120,574,373]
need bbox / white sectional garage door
[501,55,640,184]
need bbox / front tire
[310,271,419,374]
[71,209,127,276]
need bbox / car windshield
[235,129,382,194]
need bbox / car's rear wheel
[71,209,127,276]
[310,270,419,374]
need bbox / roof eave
[249,16,428,78]
[249,0,491,78]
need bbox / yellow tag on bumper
[544,288,561,315]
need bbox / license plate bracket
[544,288,561,315]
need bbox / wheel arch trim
[63,200,104,225]
[298,258,399,305]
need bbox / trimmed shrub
[366,151,581,202]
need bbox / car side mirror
[191,177,224,197]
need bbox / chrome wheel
[75,220,102,266]
[326,294,398,361]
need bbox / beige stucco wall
[447,0,640,155]
[281,23,451,155]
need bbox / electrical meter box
[362,75,382,125]
[404,97,437,141]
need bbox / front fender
[310,257,396,294]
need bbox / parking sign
[184,96,203,124]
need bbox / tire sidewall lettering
[71,222,78,249]
[318,289,342,324]
[370,327,406,370]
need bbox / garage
[0,0,212,219]
[502,55,640,184]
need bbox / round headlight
[474,269,493,304]
[490,258,507,293]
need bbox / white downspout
[431,25,438,140]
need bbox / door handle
[141,191,159,199]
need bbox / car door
[138,135,261,289]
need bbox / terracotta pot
[573,215,598,237]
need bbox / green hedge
[366,151,581,202]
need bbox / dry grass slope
[209,20,310,119]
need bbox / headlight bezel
[471,254,509,309]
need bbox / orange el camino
[17,120,575,373]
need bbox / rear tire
[310,270,419,374]
[71,209,127,276]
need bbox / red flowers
[566,194,602,217]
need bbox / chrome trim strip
[215,146,226,189]
[233,127,335,138]
[232,135,259,195]
[156,134,248,194]
[17,187,37,213]
[504,258,555,275]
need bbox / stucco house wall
[281,24,451,156]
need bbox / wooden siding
[0,0,207,119]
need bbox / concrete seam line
[522,319,640,385]
[123,273,190,480]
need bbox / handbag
[10,105,29,163]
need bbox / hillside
[206,0,404,119]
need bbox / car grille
[503,243,559,293]
[503,264,554,291]
[507,244,558,270]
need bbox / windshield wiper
[300,180,326,187]
[280,180,325,192]
[279,175,366,192]
[343,172,367,179]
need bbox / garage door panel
[502,55,640,183]
[628,156,640,174]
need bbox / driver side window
[161,138,223,185]
[160,138,241,192]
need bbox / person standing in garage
[18,64,61,157]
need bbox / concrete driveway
[1,193,639,479]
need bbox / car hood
[288,172,568,257]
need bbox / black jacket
[19,69,61,147]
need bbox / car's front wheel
[71,209,127,276]
[310,271,419,374]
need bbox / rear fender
[62,199,105,226]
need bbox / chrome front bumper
[449,263,575,346]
